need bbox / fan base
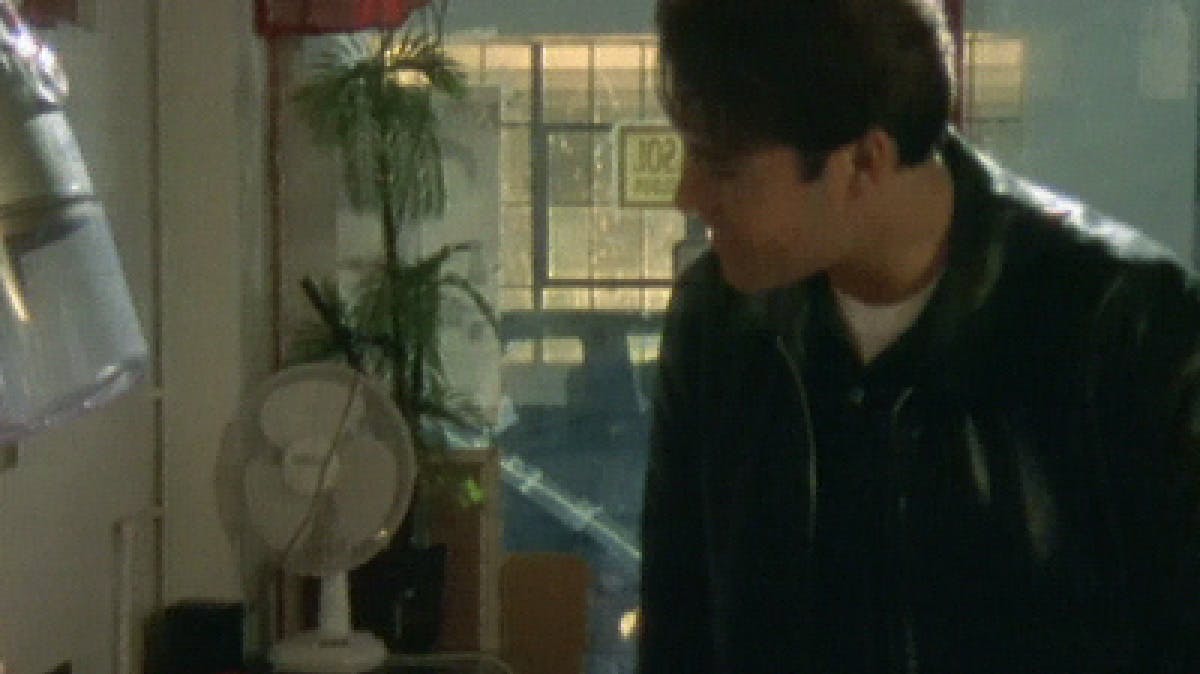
[271,630,388,673]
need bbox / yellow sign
[618,126,683,207]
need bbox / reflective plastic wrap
[0,2,147,441]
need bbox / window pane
[967,36,1025,119]
[594,44,643,123]
[643,45,665,119]
[646,288,672,311]
[483,44,533,122]
[544,45,592,122]
[501,126,532,203]
[542,336,584,364]
[500,205,532,286]
[444,43,482,84]
[592,209,643,280]
[503,338,536,364]
[593,288,642,311]
[549,207,592,279]
[542,287,591,310]
[643,209,686,279]
[626,333,662,364]
[594,132,616,205]
[549,131,594,205]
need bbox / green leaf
[461,477,486,507]
[288,1,497,511]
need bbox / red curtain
[18,0,79,28]
[256,0,430,36]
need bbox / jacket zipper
[890,387,920,674]
[777,335,825,671]
[775,336,819,542]
[775,335,922,672]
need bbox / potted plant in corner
[285,0,498,653]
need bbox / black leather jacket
[639,133,1200,672]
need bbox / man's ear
[847,128,900,194]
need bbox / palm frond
[412,241,475,274]
[290,276,368,370]
[293,27,465,222]
[439,270,500,335]
[289,1,498,509]
[287,323,345,366]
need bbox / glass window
[548,206,593,279]
[542,336,585,363]
[643,45,664,120]
[500,206,533,286]
[594,45,644,123]
[449,36,678,317]
[502,339,536,365]
[593,132,617,205]
[548,131,596,205]
[961,31,1028,164]
[543,45,592,122]
[643,210,686,279]
[483,44,533,123]
[591,208,643,280]
[965,34,1026,119]
[541,286,592,311]
[444,43,482,82]
[593,288,645,311]
[500,126,532,204]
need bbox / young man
[639,0,1200,671]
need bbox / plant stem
[372,34,408,418]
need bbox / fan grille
[219,363,417,576]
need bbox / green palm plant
[288,0,496,520]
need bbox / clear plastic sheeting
[0,1,147,441]
[0,195,147,444]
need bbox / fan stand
[272,571,388,673]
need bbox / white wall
[158,0,270,606]
[0,1,159,672]
[0,0,270,671]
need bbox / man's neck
[828,158,954,304]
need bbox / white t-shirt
[832,279,941,365]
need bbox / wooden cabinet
[430,447,503,654]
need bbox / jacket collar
[919,128,1014,350]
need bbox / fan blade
[329,436,403,546]
[259,376,365,447]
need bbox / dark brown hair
[656,0,955,178]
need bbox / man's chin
[718,258,803,294]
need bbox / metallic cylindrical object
[0,2,147,441]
